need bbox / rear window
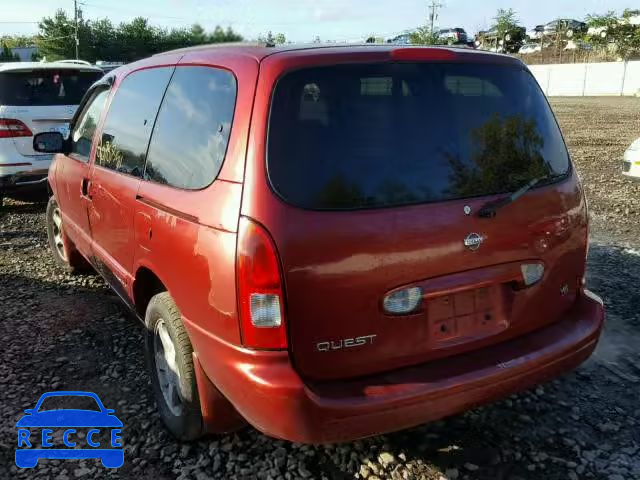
[0,69,102,106]
[268,62,570,210]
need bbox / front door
[55,87,110,257]
[87,66,174,298]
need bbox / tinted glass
[70,88,109,161]
[268,63,570,210]
[97,67,173,177]
[144,66,236,189]
[0,70,101,106]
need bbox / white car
[519,43,542,54]
[622,138,640,180]
[0,61,103,205]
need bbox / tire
[145,292,203,441]
[45,197,91,274]
[46,197,73,272]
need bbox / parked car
[437,27,468,44]
[542,19,587,38]
[564,40,592,51]
[0,61,103,206]
[622,138,640,180]
[38,44,605,443]
[527,25,545,40]
[387,34,412,45]
[519,43,542,54]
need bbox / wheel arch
[132,265,168,319]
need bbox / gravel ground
[1,97,639,480]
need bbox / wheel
[46,196,72,271]
[145,292,203,441]
[45,197,92,274]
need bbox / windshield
[268,62,570,210]
[0,70,102,106]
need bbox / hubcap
[153,319,183,416]
[51,207,67,261]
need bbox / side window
[97,67,174,177]
[144,66,237,190]
[70,89,109,162]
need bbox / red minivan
[35,44,604,443]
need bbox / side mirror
[105,409,115,414]
[24,409,34,415]
[33,131,64,153]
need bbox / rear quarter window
[267,62,570,210]
[144,66,237,190]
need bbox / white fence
[529,61,640,96]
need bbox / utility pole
[428,0,443,35]
[74,0,79,59]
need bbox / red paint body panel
[50,45,605,443]
[185,289,603,443]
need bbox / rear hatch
[265,58,588,380]
[0,68,102,156]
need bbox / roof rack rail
[57,59,93,66]
[154,41,275,56]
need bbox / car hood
[16,410,123,428]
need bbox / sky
[0,0,633,42]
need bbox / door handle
[81,178,92,199]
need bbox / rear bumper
[0,168,49,196]
[186,289,604,444]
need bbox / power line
[80,1,202,21]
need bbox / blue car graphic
[16,391,123,468]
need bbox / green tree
[190,24,207,44]
[409,26,440,45]
[36,9,244,63]
[258,31,286,45]
[0,35,37,48]
[90,18,118,62]
[208,26,243,43]
[583,11,640,59]
[492,8,525,53]
[117,17,160,61]
[447,114,548,198]
[36,9,79,60]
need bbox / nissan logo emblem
[464,233,484,251]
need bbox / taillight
[0,118,33,138]
[236,217,287,349]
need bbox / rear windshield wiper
[477,175,554,218]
